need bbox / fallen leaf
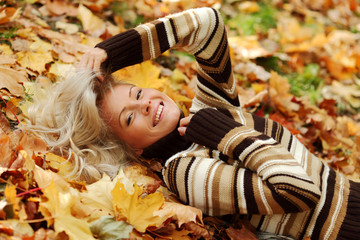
[16,50,53,74]
[113,61,167,90]
[111,180,166,232]
[39,181,95,240]
[45,0,78,17]
[90,215,133,240]
[0,67,28,97]
[153,202,203,227]
[77,4,106,37]
[225,226,258,240]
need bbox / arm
[183,108,321,214]
[93,7,240,107]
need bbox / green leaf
[90,216,133,240]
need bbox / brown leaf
[45,0,78,17]
[153,202,203,227]
[183,222,211,239]
[0,67,28,97]
[225,226,258,240]
[0,7,20,24]
[19,132,48,157]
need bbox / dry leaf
[45,0,78,17]
[225,226,258,240]
[0,67,28,97]
[77,4,106,37]
[111,181,166,232]
[39,181,95,240]
[113,61,167,90]
[153,202,203,227]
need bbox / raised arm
[83,7,240,108]
[181,108,321,214]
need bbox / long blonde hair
[27,70,135,183]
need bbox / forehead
[101,84,132,122]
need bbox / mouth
[153,102,164,127]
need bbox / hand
[77,47,108,81]
[178,114,193,136]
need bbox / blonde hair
[27,70,135,183]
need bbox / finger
[178,127,186,136]
[93,58,104,82]
[77,54,89,70]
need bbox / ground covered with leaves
[0,0,360,239]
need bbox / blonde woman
[29,7,359,240]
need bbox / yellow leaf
[0,44,13,55]
[111,181,166,232]
[5,185,17,206]
[16,50,53,74]
[269,71,299,115]
[77,4,105,36]
[153,202,203,227]
[39,181,94,240]
[113,61,167,90]
[44,152,73,177]
[80,174,115,219]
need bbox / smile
[153,102,164,127]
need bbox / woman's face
[101,84,181,151]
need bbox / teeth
[154,104,163,126]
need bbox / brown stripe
[146,22,161,57]
[211,163,226,216]
[135,26,151,61]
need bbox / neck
[141,111,191,162]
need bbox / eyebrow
[118,86,134,128]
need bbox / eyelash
[136,89,142,100]
[126,89,142,126]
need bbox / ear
[135,149,143,156]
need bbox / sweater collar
[141,111,191,162]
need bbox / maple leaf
[39,181,95,240]
[0,66,28,97]
[269,71,299,116]
[16,50,53,74]
[45,0,78,17]
[153,202,203,227]
[77,4,106,37]
[111,180,166,232]
[113,61,167,90]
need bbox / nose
[140,99,151,115]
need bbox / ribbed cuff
[95,29,143,73]
[185,108,241,150]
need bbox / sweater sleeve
[96,7,240,108]
[184,108,321,214]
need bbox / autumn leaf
[90,215,133,240]
[16,50,53,74]
[153,202,203,227]
[111,180,166,232]
[114,61,167,90]
[39,181,95,240]
[269,71,299,115]
[0,67,28,97]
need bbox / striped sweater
[96,7,360,240]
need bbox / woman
[29,7,359,240]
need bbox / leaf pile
[0,0,360,239]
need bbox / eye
[126,113,133,126]
[136,89,142,100]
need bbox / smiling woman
[100,84,181,151]
[28,7,360,240]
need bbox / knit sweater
[96,7,360,240]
